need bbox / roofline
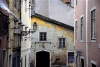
[31,13,74,30]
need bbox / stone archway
[36,51,50,67]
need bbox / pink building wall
[75,0,86,67]
[75,0,100,67]
[88,0,100,67]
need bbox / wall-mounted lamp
[21,22,37,36]
[33,22,37,31]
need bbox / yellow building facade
[31,13,74,67]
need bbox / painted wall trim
[80,56,84,59]
[80,14,84,42]
[67,51,74,66]
[90,6,96,12]
[80,14,84,18]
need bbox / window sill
[58,47,66,49]
[80,40,84,42]
[35,41,51,44]
[90,40,96,42]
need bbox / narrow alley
[0,0,100,67]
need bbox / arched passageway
[36,51,50,67]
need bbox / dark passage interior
[81,58,84,67]
[92,63,96,67]
[36,51,50,67]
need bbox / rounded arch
[35,50,51,67]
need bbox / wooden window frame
[59,38,65,48]
[39,32,47,41]
[91,9,96,40]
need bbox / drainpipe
[86,0,88,67]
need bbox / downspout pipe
[86,0,88,67]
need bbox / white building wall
[33,0,74,26]
[21,0,31,67]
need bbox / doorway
[36,51,50,67]
[92,63,96,67]
[67,51,74,67]
[81,58,84,67]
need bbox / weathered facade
[31,13,74,67]
[12,0,21,67]
[75,0,100,67]
[0,0,22,67]
[0,7,9,67]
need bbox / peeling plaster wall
[31,17,74,66]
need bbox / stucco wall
[31,17,74,66]
[33,0,74,27]
[75,0,100,67]
[21,0,31,67]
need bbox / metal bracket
[21,30,35,36]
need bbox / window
[29,5,31,17]
[13,34,17,48]
[18,1,21,12]
[59,38,65,48]
[25,0,27,11]
[18,35,20,47]
[75,21,78,41]
[76,0,77,5]
[91,10,96,40]
[6,0,8,4]
[14,0,21,12]
[14,0,17,8]
[80,17,83,40]
[39,32,47,41]
[25,56,26,67]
